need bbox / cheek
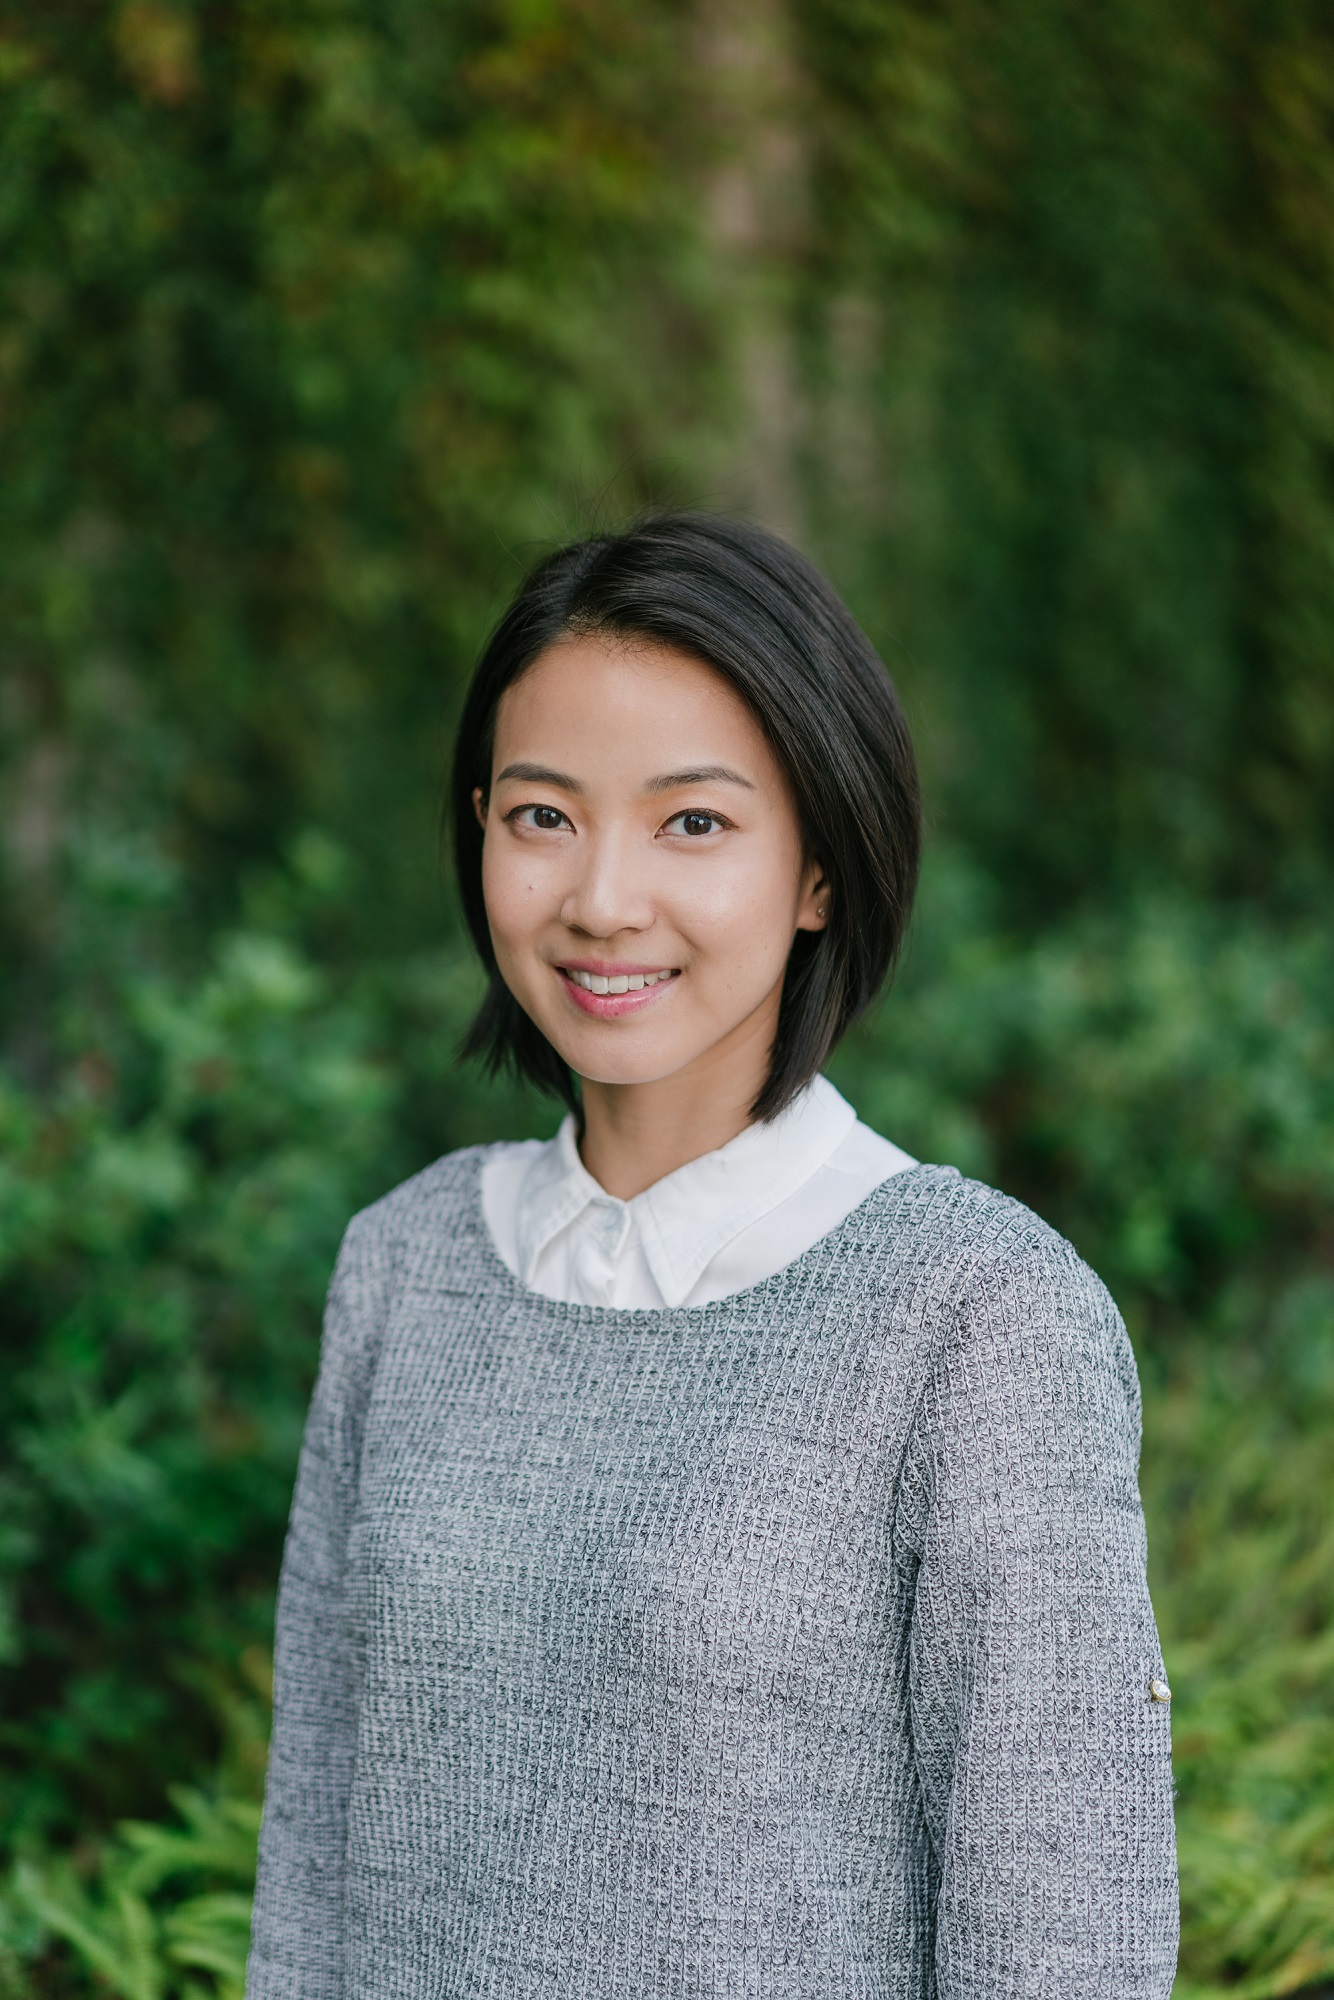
[480,838,550,948]
[670,835,804,963]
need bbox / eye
[508,803,571,832]
[664,809,727,838]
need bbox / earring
[817,904,826,918]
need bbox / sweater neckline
[463,1143,946,1324]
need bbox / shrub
[2,864,1332,1994]
[0,918,400,1848]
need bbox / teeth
[568,968,674,993]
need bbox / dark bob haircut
[451,513,921,1121]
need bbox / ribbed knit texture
[247,1151,1178,2000]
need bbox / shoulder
[308,1147,500,1412]
[351,1141,487,1230]
[895,1166,1140,1455]
[881,1162,1115,1315]
[335,1143,496,1289]
[875,1163,1134,1403]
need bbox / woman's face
[476,633,827,1095]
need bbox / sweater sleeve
[246,1208,392,2000]
[896,1232,1179,2000]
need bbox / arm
[897,1233,1178,1999]
[247,1208,392,2000]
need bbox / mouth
[556,961,680,1018]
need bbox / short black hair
[451,512,921,1120]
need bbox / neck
[576,997,777,1201]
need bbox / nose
[559,826,654,940]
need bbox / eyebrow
[643,765,756,794]
[493,761,755,795]
[494,762,583,791]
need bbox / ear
[473,786,488,830]
[794,856,830,933]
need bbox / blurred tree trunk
[696,0,809,543]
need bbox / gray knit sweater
[247,1149,1178,1999]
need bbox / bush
[1,1655,270,2000]
[2,863,1332,1993]
[1147,1369,1334,1998]
[0,917,400,1851]
[831,860,1334,1363]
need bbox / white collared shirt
[481,1074,916,1310]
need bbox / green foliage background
[1,2,1332,1995]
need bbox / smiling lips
[564,966,677,995]
[558,964,679,1016]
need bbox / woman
[247,515,1178,1998]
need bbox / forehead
[493,634,778,773]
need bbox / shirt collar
[514,1075,858,1307]
[514,1114,625,1286]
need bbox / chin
[566,1056,691,1088]
[553,1036,697,1090]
